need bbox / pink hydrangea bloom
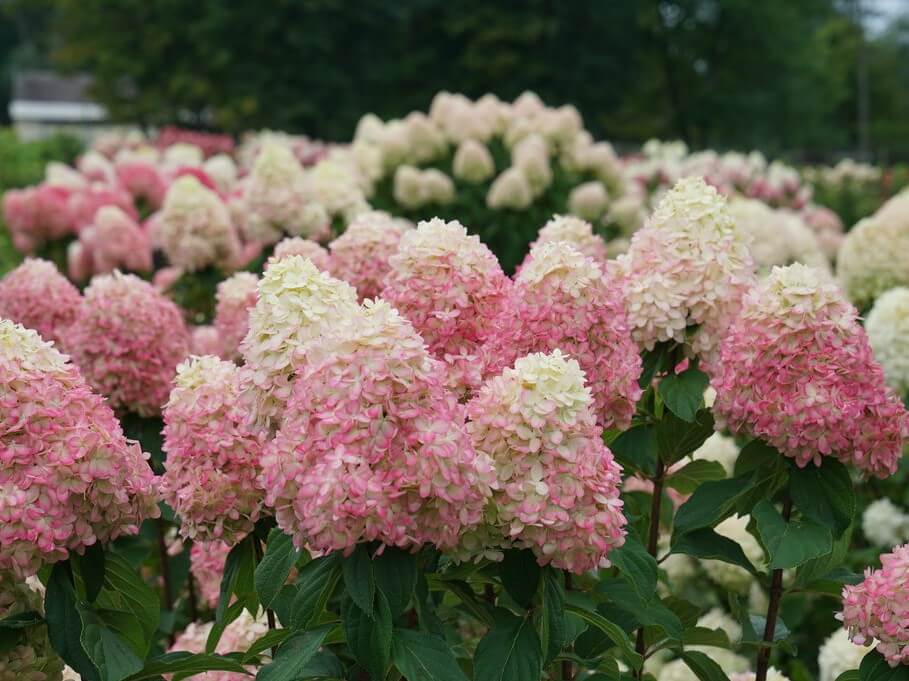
[115,159,167,209]
[381,218,513,394]
[214,272,259,361]
[1,184,73,252]
[162,356,266,542]
[329,211,410,300]
[0,258,82,349]
[69,272,190,416]
[66,184,137,232]
[713,264,908,478]
[190,325,223,356]
[486,241,641,430]
[190,539,232,609]
[267,237,331,272]
[528,214,609,266]
[169,610,269,681]
[239,256,359,428]
[464,350,626,574]
[841,543,909,666]
[0,320,159,577]
[260,299,494,554]
[618,177,754,363]
[157,176,241,271]
[72,205,153,278]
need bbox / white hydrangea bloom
[838,212,909,309]
[453,139,495,183]
[487,167,533,210]
[818,628,872,681]
[162,143,204,169]
[866,287,909,395]
[511,134,552,195]
[203,154,238,194]
[533,215,608,264]
[861,498,909,548]
[568,181,610,222]
[243,140,311,244]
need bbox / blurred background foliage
[0,0,907,159]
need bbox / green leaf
[254,529,300,610]
[46,562,100,681]
[681,627,732,649]
[598,580,682,640]
[474,610,542,681]
[609,425,657,477]
[732,441,790,512]
[680,651,731,681]
[79,609,144,681]
[392,629,469,681]
[753,500,833,569]
[216,537,256,623]
[655,409,715,465]
[639,342,673,389]
[257,627,332,681]
[0,611,43,628]
[206,601,246,654]
[666,460,727,495]
[374,548,418,617]
[609,536,658,598]
[835,672,860,681]
[124,653,251,681]
[96,553,160,656]
[432,579,494,627]
[241,629,293,663]
[500,549,541,608]
[538,568,565,665]
[564,604,642,671]
[658,368,708,422]
[670,528,757,574]
[859,650,909,680]
[790,459,855,538]
[343,545,376,619]
[77,543,107,603]
[673,475,755,534]
[343,593,392,680]
[289,554,342,630]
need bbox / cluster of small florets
[713,264,908,478]
[862,498,909,548]
[382,218,513,393]
[618,177,755,362]
[239,256,359,428]
[0,321,159,577]
[2,184,75,252]
[841,543,909,666]
[157,176,241,271]
[190,540,232,609]
[267,237,331,272]
[488,241,641,430]
[0,259,82,349]
[69,205,153,280]
[162,356,266,543]
[0,573,64,681]
[214,272,259,360]
[464,350,626,573]
[260,299,495,554]
[68,272,190,416]
[818,628,873,681]
[328,211,411,300]
[866,287,909,396]
[837,205,909,310]
[528,215,609,266]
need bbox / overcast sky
[865,0,907,34]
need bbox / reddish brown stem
[635,456,666,677]
[755,496,793,681]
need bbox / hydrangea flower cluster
[0,573,64,681]
[529,214,609,265]
[862,498,909,548]
[157,176,241,271]
[382,218,513,393]
[169,610,270,681]
[68,272,190,416]
[190,540,232,609]
[0,321,159,576]
[0,259,82,349]
[837,211,909,310]
[841,543,909,666]
[214,272,259,361]
[328,210,410,300]
[818,628,872,681]
[713,264,908,478]
[267,237,331,272]
[2,184,74,252]
[488,241,641,430]
[866,287,909,396]
[618,177,755,361]
[464,350,626,573]
[260,300,494,554]
[68,205,153,280]
[162,356,266,543]
[239,256,359,427]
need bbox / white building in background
[8,70,139,143]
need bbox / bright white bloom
[702,514,765,593]
[532,214,608,264]
[162,143,204,169]
[818,628,872,681]
[866,287,909,395]
[243,140,312,244]
[487,167,533,210]
[203,154,238,194]
[861,498,909,548]
[568,181,609,221]
[392,166,454,208]
[453,139,495,183]
[838,212,909,309]
[512,134,552,195]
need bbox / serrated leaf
[609,425,657,477]
[77,543,106,603]
[500,549,541,608]
[289,554,342,630]
[0,611,43,628]
[256,627,331,681]
[658,368,708,422]
[254,529,299,610]
[790,459,855,538]
[859,650,909,680]
[666,460,727,495]
[539,568,565,665]
[674,475,755,534]
[392,629,469,681]
[45,562,100,681]
[670,528,757,575]
[656,410,715,465]
[216,537,256,623]
[78,609,144,681]
[343,593,392,680]
[474,610,541,681]
[373,548,418,617]
[680,651,730,681]
[241,629,292,663]
[343,545,375,619]
[124,653,250,681]
[753,501,833,570]
[564,604,642,671]
[609,536,658,598]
